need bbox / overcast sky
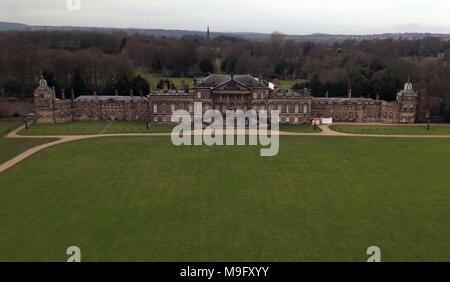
[1,0,450,34]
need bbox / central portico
[148,74,315,124]
[194,74,271,113]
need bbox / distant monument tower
[34,75,56,123]
[207,26,210,41]
[396,78,418,123]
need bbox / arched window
[153,104,158,113]
[303,104,309,113]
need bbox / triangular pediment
[213,80,251,91]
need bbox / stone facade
[0,97,34,118]
[32,74,418,124]
[34,76,72,123]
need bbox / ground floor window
[303,104,309,113]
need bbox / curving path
[1,123,450,174]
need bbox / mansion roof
[273,89,313,98]
[312,97,377,104]
[75,95,149,102]
[195,74,270,89]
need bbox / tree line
[0,30,450,120]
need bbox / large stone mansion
[32,74,418,124]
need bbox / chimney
[230,73,234,81]
[115,89,119,96]
[347,86,352,98]
[94,91,98,101]
[376,94,380,101]
[163,81,169,93]
[130,89,134,97]
[325,91,329,98]
[71,89,75,101]
[181,80,186,92]
[61,89,65,100]
[140,90,143,98]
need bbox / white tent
[321,118,333,125]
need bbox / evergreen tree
[131,75,150,95]
[71,69,87,97]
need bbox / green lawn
[136,69,194,89]
[105,121,174,134]
[18,121,320,135]
[330,124,450,135]
[0,122,55,164]
[278,79,308,90]
[0,136,450,261]
[149,76,194,89]
[0,121,21,136]
[19,121,110,136]
[280,124,321,133]
[18,121,175,136]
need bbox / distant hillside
[0,22,29,31]
[1,21,450,42]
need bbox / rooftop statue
[39,75,48,88]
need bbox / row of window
[195,92,268,100]
[152,115,308,124]
[152,103,310,114]
[311,111,396,120]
